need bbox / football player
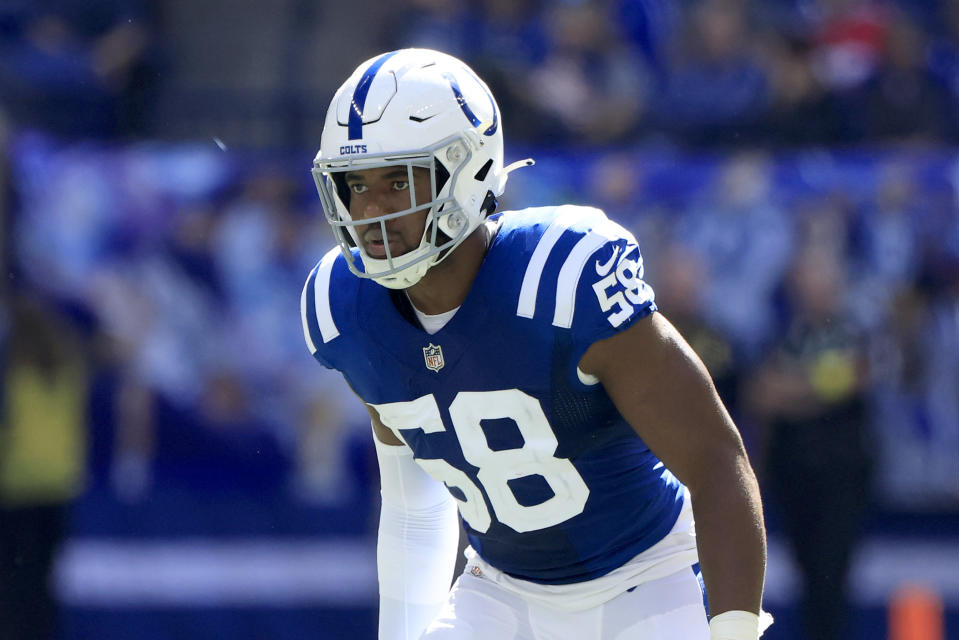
[301,48,770,640]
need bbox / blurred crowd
[388,0,959,147]
[4,135,958,514]
[1,132,368,506]
[2,2,959,638]
[6,0,959,147]
[0,0,956,521]
[0,0,158,139]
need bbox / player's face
[345,166,432,259]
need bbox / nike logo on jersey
[595,245,621,276]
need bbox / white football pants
[420,565,709,640]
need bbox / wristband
[709,609,774,640]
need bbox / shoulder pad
[511,205,642,328]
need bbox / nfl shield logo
[423,343,445,372]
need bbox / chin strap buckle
[481,191,498,216]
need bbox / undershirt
[409,300,459,335]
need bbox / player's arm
[366,404,459,640]
[579,311,768,638]
[301,261,457,636]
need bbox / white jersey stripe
[552,232,610,329]
[300,270,318,354]
[314,248,341,343]
[553,216,635,329]
[516,206,580,319]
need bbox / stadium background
[1,0,958,638]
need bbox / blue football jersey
[301,205,685,585]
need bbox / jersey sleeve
[300,248,343,370]
[565,218,657,379]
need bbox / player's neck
[405,224,490,315]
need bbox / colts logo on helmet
[443,71,498,136]
[423,343,445,372]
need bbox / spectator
[927,0,959,138]
[614,0,680,77]
[657,0,768,145]
[758,32,845,146]
[677,152,794,358]
[856,14,950,143]
[466,0,547,143]
[0,0,159,138]
[848,160,925,328]
[867,283,935,506]
[654,244,742,414]
[0,110,10,294]
[0,295,90,640]
[912,253,959,502]
[807,0,890,92]
[523,2,652,145]
[746,246,874,640]
[386,0,473,60]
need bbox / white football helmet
[312,48,532,289]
